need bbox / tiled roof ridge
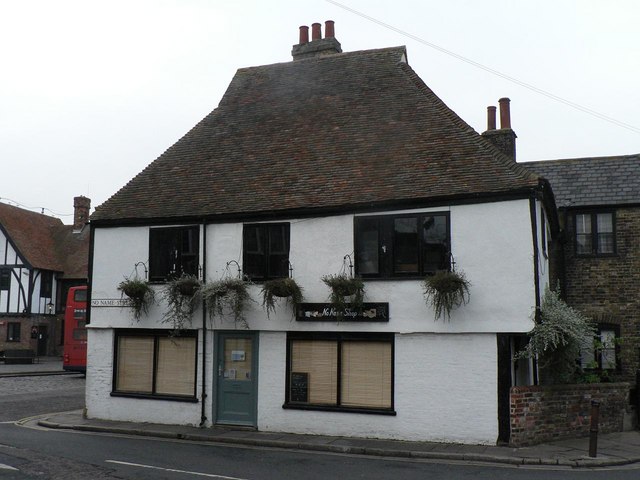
[522,153,640,166]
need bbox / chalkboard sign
[290,372,309,403]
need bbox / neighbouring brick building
[524,155,640,388]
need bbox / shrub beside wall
[510,383,628,447]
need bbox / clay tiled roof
[92,46,542,224]
[0,202,89,279]
[522,154,640,208]
[51,225,90,279]
[0,202,64,270]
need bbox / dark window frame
[354,212,451,279]
[40,271,53,298]
[6,322,20,342]
[0,269,10,290]
[574,211,616,257]
[242,223,291,282]
[111,329,199,402]
[284,332,396,415]
[581,323,621,372]
[149,226,200,282]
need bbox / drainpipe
[200,219,208,427]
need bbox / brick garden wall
[510,383,628,447]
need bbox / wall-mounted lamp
[46,301,54,314]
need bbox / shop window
[149,226,199,282]
[355,213,450,278]
[40,271,53,298]
[580,324,620,371]
[0,269,10,290]
[242,223,290,281]
[575,212,615,256]
[6,322,20,342]
[285,333,394,413]
[113,330,197,400]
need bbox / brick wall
[510,383,628,447]
[561,207,640,384]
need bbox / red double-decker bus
[63,286,87,373]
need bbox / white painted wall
[257,331,498,444]
[91,199,538,333]
[87,198,540,443]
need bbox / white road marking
[105,460,248,479]
[0,463,18,471]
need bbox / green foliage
[261,277,304,319]
[200,277,252,329]
[422,270,470,320]
[517,285,596,384]
[321,274,365,320]
[118,277,155,320]
[161,274,202,331]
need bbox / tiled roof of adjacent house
[521,154,640,208]
[92,46,542,224]
[0,202,65,270]
[0,202,90,278]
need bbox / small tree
[517,285,595,384]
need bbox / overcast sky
[1,0,638,222]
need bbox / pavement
[5,358,640,469]
[0,356,72,377]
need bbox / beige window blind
[116,336,154,393]
[341,341,392,408]
[156,336,197,396]
[291,340,337,405]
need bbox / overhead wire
[327,0,640,135]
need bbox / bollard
[588,400,600,458]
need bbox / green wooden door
[215,332,258,426]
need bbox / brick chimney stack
[481,98,517,160]
[73,196,91,231]
[292,20,342,60]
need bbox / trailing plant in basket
[118,277,155,320]
[423,270,470,321]
[200,277,252,328]
[261,277,304,319]
[161,274,202,331]
[321,273,365,319]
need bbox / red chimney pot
[487,106,497,130]
[311,22,321,40]
[299,25,309,44]
[499,97,512,129]
[325,20,335,38]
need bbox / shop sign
[296,303,389,322]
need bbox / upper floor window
[0,269,10,290]
[575,212,615,256]
[40,271,53,298]
[354,212,450,278]
[149,226,199,282]
[242,223,290,281]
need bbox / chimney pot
[325,20,335,38]
[299,25,309,44]
[487,106,497,131]
[311,22,321,40]
[499,97,511,129]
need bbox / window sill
[111,392,199,403]
[283,403,396,416]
